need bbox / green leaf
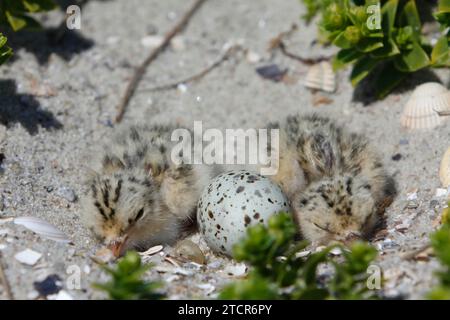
[373,63,407,98]
[5,11,42,31]
[219,272,279,300]
[381,0,398,33]
[93,252,164,300]
[5,11,28,31]
[371,38,400,58]
[302,247,332,286]
[333,31,353,49]
[350,56,378,86]
[0,34,13,65]
[394,41,431,72]
[333,48,364,70]
[402,0,421,40]
[23,0,56,12]
[431,35,450,67]
[356,38,384,53]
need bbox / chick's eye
[135,208,145,222]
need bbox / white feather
[14,216,71,243]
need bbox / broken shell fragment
[401,82,450,130]
[173,240,206,265]
[139,245,164,257]
[304,61,336,93]
[14,249,42,266]
[440,147,450,188]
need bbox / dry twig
[140,45,242,92]
[269,24,333,65]
[0,253,13,300]
[402,244,432,261]
[115,0,207,123]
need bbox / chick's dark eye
[135,208,145,222]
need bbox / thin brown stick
[402,244,431,261]
[269,24,333,65]
[0,253,13,300]
[140,45,241,92]
[278,41,333,65]
[115,0,207,123]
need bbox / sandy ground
[0,0,449,300]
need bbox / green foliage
[93,251,165,300]
[428,207,450,300]
[0,0,57,65]
[219,212,379,300]
[0,34,13,65]
[300,0,450,98]
[0,0,57,31]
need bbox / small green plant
[93,251,165,300]
[300,0,450,98]
[0,0,57,65]
[219,212,379,300]
[428,204,450,300]
[0,0,57,31]
[0,34,12,65]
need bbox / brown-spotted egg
[197,170,290,256]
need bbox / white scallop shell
[14,216,71,243]
[401,82,450,129]
[304,61,336,93]
[440,147,450,188]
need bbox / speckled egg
[197,170,291,256]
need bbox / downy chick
[81,124,215,257]
[268,114,396,245]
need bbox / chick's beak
[108,235,129,258]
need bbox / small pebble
[207,261,222,269]
[33,274,62,296]
[224,263,247,277]
[405,200,419,209]
[27,290,40,300]
[246,51,261,64]
[406,192,418,201]
[435,188,448,198]
[48,290,73,300]
[56,187,77,203]
[391,153,402,161]
[177,83,188,93]
[429,199,440,209]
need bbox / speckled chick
[81,124,215,256]
[269,114,396,245]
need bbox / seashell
[14,249,42,266]
[172,240,206,265]
[14,216,71,243]
[139,245,163,257]
[401,82,450,129]
[439,147,450,188]
[304,61,336,93]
